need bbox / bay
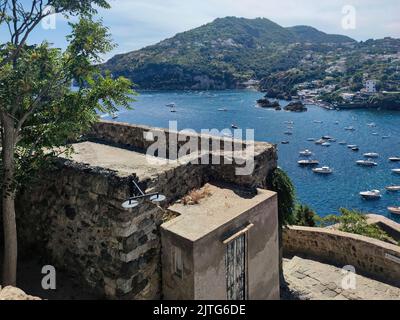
[102,89,400,221]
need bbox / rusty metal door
[226,234,247,300]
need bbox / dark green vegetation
[102,17,356,90]
[320,209,399,245]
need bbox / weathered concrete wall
[161,186,280,300]
[283,226,400,287]
[193,193,280,300]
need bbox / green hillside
[102,17,355,90]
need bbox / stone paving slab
[283,256,400,300]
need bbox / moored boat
[392,169,400,174]
[299,149,313,156]
[386,186,400,192]
[345,126,355,131]
[363,153,379,158]
[360,190,382,200]
[231,124,239,129]
[389,157,400,162]
[388,207,400,215]
[298,160,319,166]
[312,166,333,174]
[356,160,378,167]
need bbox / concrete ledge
[283,226,400,287]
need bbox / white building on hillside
[365,80,377,93]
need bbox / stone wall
[16,121,278,299]
[283,226,400,287]
[87,121,277,189]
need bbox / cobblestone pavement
[283,256,400,300]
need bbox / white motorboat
[315,139,325,145]
[111,112,119,119]
[298,160,319,166]
[312,166,333,174]
[372,132,379,136]
[299,149,313,156]
[356,160,378,167]
[347,145,358,149]
[367,123,376,127]
[231,124,239,129]
[218,108,228,112]
[389,157,400,162]
[284,121,294,125]
[386,186,400,192]
[363,153,379,158]
[392,169,400,174]
[321,142,331,147]
[388,207,400,215]
[338,141,347,145]
[345,126,356,131]
[360,190,382,200]
[313,120,323,124]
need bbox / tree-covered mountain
[102,17,356,90]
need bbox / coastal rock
[0,286,41,300]
[284,101,308,112]
[257,97,281,109]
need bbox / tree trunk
[1,112,17,286]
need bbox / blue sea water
[103,90,400,221]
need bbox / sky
[2,0,400,61]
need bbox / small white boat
[313,120,323,124]
[111,112,119,119]
[345,126,356,131]
[392,169,400,174]
[388,207,400,215]
[313,166,333,174]
[218,108,228,112]
[347,145,358,149]
[166,103,176,108]
[372,132,379,136]
[367,123,376,127]
[389,157,400,162]
[315,139,325,145]
[322,136,333,140]
[360,190,382,200]
[299,149,313,156]
[322,142,331,147]
[284,121,294,125]
[307,138,316,142]
[386,186,400,192]
[281,141,290,145]
[298,160,319,166]
[363,153,379,158]
[352,147,360,152]
[284,131,293,135]
[356,160,378,167]
[339,141,347,145]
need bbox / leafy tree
[0,0,134,286]
[293,204,317,227]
